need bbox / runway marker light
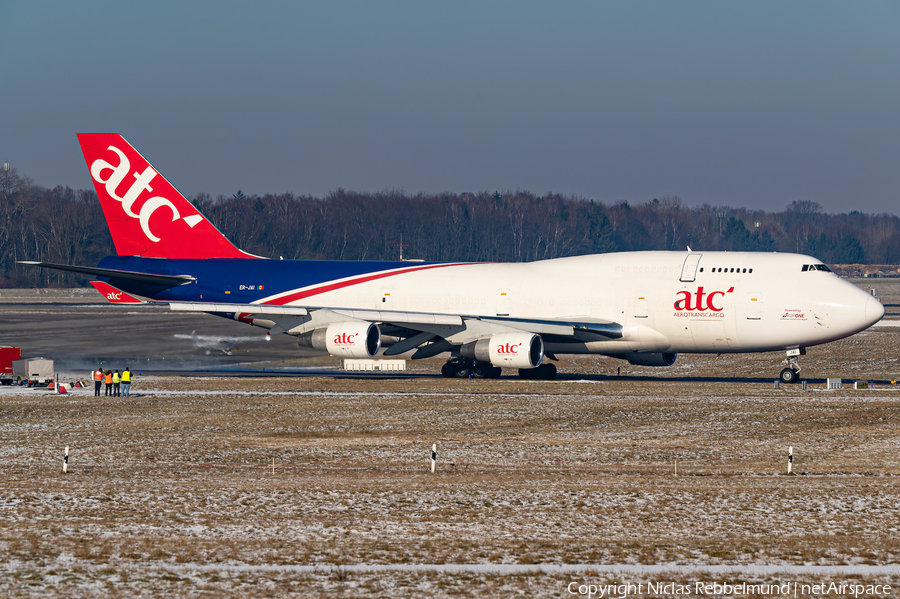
[63,446,68,474]
[788,446,793,475]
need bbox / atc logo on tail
[77,133,254,260]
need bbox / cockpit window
[802,264,832,272]
[801,265,809,272]
[815,264,831,272]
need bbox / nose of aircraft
[865,294,886,327]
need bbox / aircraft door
[381,287,394,310]
[680,253,703,282]
[497,288,510,316]
[747,292,763,320]
[635,291,649,318]
[692,320,730,349]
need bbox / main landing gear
[779,349,804,384]
[518,363,557,380]
[441,358,501,379]
[440,359,558,380]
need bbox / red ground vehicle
[0,347,22,385]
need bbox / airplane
[174,331,246,356]
[21,133,885,382]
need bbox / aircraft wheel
[780,367,800,384]
[490,367,502,379]
[453,364,471,378]
[541,363,557,380]
[441,363,455,378]
[472,363,492,379]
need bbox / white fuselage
[268,251,884,356]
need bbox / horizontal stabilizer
[89,281,144,304]
[17,261,195,286]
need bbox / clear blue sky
[2,1,898,213]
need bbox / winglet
[90,281,145,304]
[76,133,256,259]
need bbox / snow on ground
[3,359,900,597]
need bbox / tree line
[1,166,898,288]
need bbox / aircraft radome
[21,134,885,382]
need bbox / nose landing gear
[779,349,804,384]
[780,366,800,384]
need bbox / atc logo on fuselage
[674,286,734,318]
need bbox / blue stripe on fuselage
[97,256,444,304]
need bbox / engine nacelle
[624,352,677,367]
[461,332,544,369]
[297,321,381,358]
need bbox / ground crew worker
[112,370,121,397]
[93,367,103,397]
[104,370,113,396]
[122,367,132,397]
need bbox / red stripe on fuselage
[259,263,477,306]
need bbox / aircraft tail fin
[76,133,256,259]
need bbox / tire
[441,363,455,378]
[453,365,471,378]
[780,368,799,384]
[490,367,502,379]
[472,363,492,379]
[540,363,557,380]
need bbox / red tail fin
[77,133,254,259]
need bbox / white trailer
[12,358,54,387]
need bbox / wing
[167,301,622,357]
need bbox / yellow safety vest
[122,370,131,383]
[113,373,120,383]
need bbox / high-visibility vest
[122,370,131,383]
[94,370,103,381]
[105,373,113,384]
[113,372,120,383]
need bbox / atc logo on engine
[496,342,522,354]
[333,333,359,345]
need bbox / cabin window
[742,268,746,273]
[699,267,704,272]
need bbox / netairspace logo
[566,580,892,598]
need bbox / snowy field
[2,354,900,597]
[1,278,899,597]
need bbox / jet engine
[297,321,381,358]
[624,352,677,367]
[460,332,544,369]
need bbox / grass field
[1,280,899,596]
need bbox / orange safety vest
[94,370,103,381]
[104,372,113,384]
